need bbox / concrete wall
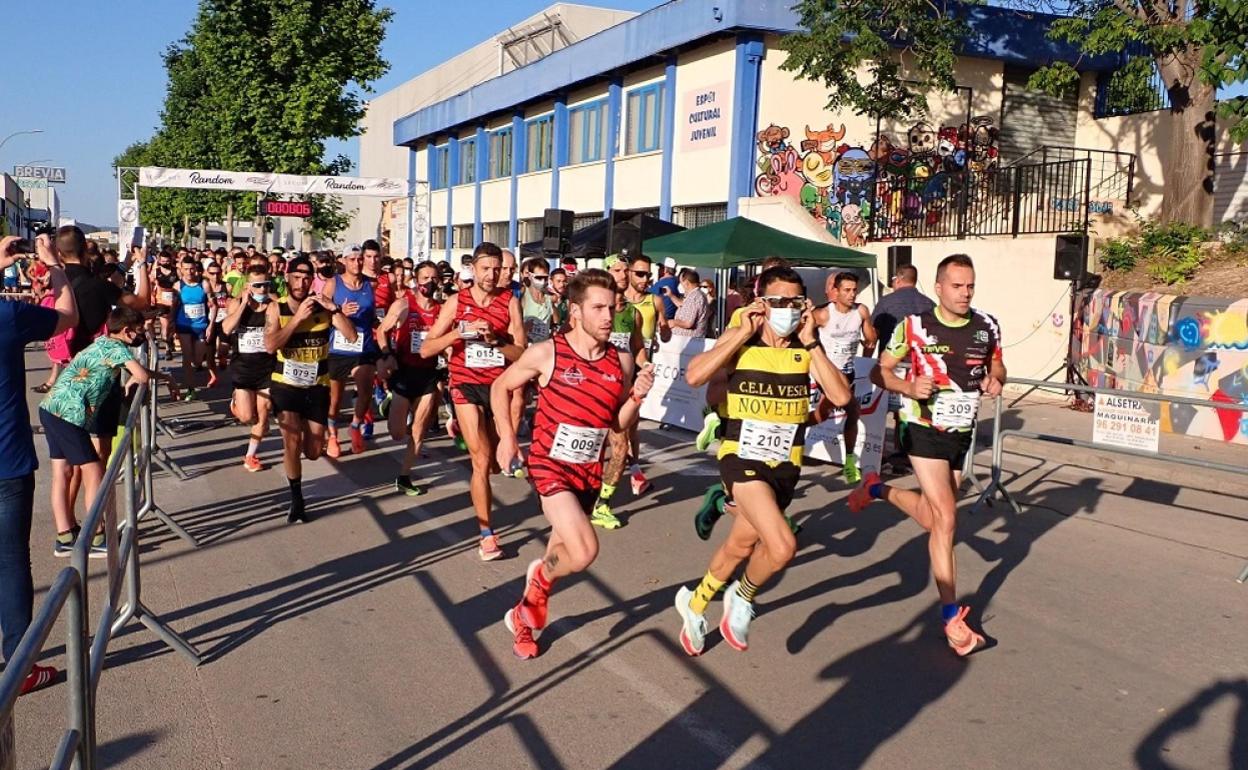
[1073,288,1248,444]
[670,37,735,208]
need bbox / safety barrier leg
[135,359,200,547]
[971,396,1021,515]
[1236,561,1248,585]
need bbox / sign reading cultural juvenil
[680,81,730,151]
[1093,393,1160,452]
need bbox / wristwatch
[803,340,820,351]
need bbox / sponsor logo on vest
[921,344,952,354]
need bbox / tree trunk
[226,201,235,250]
[302,220,314,253]
[1157,52,1217,228]
[182,214,191,246]
[198,218,207,249]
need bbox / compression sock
[689,571,725,614]
[327,418,337,432]
[941,603,960,624]
[629,462,641,476]
[287,477,306,523]
[246,438,261,457]
[397,474,412,487]
[598,482,617,503]
[737,574,761,603]
[869,480,885,499]
[480,527,494,538]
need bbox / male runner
[812,271,877,483]
[205,260,232,369]
[421,242,526,560]
[322,246,379,456]
[851,253,1004,656]
[673,265,852,655]
[376,260,443,495]
[265,257,356,522]
[500,249,522,298]
[171,256,217,397]
[222,262,277,471]
[150,250,179,351]
[520,257,558,343]
[492,268,655,658]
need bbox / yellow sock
[689,570,725,614]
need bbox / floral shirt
[40,337,134,430]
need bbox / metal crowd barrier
[971,378,1248,583]
[0,338,202,770]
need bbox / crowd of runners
[7,230,1005,677]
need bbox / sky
[1,0,1243,227]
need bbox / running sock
[350,420,360,429]
[246,438,261,458]
[868,481,885,499]
[598,482,617,503]
[737,574,761,603]
[287,477,305,523]
[480,527,494,539]
[534,563,553,590]
[845,452,858,464]
[941,603,960,624]
[629,462,641,476]
[288,476,303,499]
[397,474,412,487]
[689,571,725,614]
[327,418,337,430]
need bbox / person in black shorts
[222,262,277,471]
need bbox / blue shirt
[652,276,680,319]
[0,300,59,479]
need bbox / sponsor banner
[118,199,140,251]
[138,166,411,197]
[640,336,714,430]
[804,357,888,474]
[1093,393,1160,452]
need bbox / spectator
[652,258,680,319]
[0,234,77,696]
[559,255,578,276]
[869,264,934,355]
[668,268,709,338]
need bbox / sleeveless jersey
[175,282,209,332]
[627,293,658,344]
[522,290,555,343]
[271,303,332,388]
[232,304,274,378]
[609,304,637,354]
[153,268,177,306]
[448,289,513,387]
[818,303,864,369]
[885,307,1002,433]
[210,285,231,323]
[528,333,625,494]
[718,344,812,467]
[395,292,441,369]
[330,276,378,355]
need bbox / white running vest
[818,303,864,369]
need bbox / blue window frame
[487,127,513,179]
[525,115,554,173]
[568,99,609,165]
[625,83,665,155]
[431,144,450,190]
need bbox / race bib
[282,358,319,387]
[237,328,266,354]
[831,340,857,360]
[548,424,607,464]
[737,419,798,463]
[608,331,631,352]
[159,290,174,305]
[465,342,504,369]
[409,330,426,355]
[931,390,979,429]
[334,329,364,353]
[215,307,227,323]
[184,302,206,320]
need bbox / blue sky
[1,0,1243,227]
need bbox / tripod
[1007,277,1090,409]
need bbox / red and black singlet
[394,291,441,369]
[528,333,625,496]
[448,288,513,387]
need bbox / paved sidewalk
[10,358,1248,770]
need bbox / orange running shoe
[847,471,882,514]
[243,455,264,473]
[518,559,551,630]
[326,435,341,458]
[505,606,539,659]
[944,606,986,657]
[478,534,503,561]
[349,425,365,455]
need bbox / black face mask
[318,266,335,278]
[128,331,148,349]
[418,282,436,298]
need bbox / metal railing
[0,339,202,770]
[970,380,1248,582]
[1007,145,1136,203]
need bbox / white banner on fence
[640,336,713,430]
[118,198,140,251]
[138,166,412,197]
[1093,393,1160,452]
[804,356,888,474]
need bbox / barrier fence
[0,339,200,770]
[970,379,1248,583]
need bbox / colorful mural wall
[753,117,1001,245]
[1072,289,1248,444]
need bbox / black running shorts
[719,454,800,512]
[270,382,330,424]
[901,423,973,468]
[390,366,440,402]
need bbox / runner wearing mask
[222,263,277,471]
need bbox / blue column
[660,55,678,221]
[727,33,764,218]
[426,140,444,261]
[407,147,417,260]
[509,111,523,249]
[447,136,459,260]
[552,95,568,209]
[473,125,486,245]
[604,76,623,217]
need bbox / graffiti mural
[755,116,1000,244]
[1072,289,1248,444]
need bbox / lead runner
[491,268,655,659]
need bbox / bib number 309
[737,420,797,463]
[931,390,979,429]
[549,424,607,464]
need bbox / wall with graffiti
[752,118,1001,245]
[1072,289,1248,444]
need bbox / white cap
[458,267,474,282]
[663,257,677,269]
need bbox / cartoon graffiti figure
[801,123,847,165]
[825,208,844,242]
[834,147,875,207]
[963,116,1000,173]
[907,122,937,159]
[755,124,800,197]
[798,150,835,219]
[841,204,867,247]
[756,124,791,156]
[937,126,968,172]
[1192,352,1220,388]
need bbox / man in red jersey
[490,268,655,659]
[421,242,526,560]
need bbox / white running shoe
[719,581,755,652]
[674,586,709,656]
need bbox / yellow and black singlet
[271,303,332,388]
[718,344,812,467]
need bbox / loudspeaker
[887,245,912,279]
[606,210,641,257]
[542,208,573,254]
[1053,234,1088,283]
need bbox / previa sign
[13,165,67,183]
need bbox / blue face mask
[767,307,801,337]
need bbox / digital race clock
[259,199,313,218]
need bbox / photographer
[0,233,77,695]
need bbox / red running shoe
[847,471,882,514]
[20,664,56,695]
[505,606,539,659]
[349,425,366,455]
[518,559,551,630]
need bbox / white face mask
[767,307,801,337]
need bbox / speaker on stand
[543,208,573,257]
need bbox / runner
[222,262,277,472]
[851,253,1004,656]
[171,256,217,398]
[500,249,521,298]
[264,256,356,522]
[376,260,443,495]
[520,257,558,343]
[150,249,179,351]
[492,268,655,658]
[205,260,233,370]
[322,246,379,457]
[549,268,569,328]
[420,242,525,560]
[673,265,853,655]
[588,254,648,529]
[620,251,669,489]
[812,271,877,483]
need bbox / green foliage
[1144,241,1206,285]
[1098,220,1213,284]
[1098,237,1137,271]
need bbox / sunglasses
[759,295,806,309]
[631,270,651,278]
[249,281,271,290]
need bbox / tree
[782,0,1247,227]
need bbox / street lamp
[0,129,44,154]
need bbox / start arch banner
[138,166,412,197]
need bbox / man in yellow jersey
[673,265,852,655]
[264,257,358,523]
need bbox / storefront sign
[14,165,66,183]
[1093,394,1160,452]
[805,357,888,473]
[680,82,730,152]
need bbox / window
[452,225,474,248]
[574,212,603,231]
[487,128,513,179]
[430,227,447,251]
[458,138,476,185]
[483,221,509,246]
[568,99,609,164]
[431,144,450,190]
[625,83,665,155]
[525,115,554,173]
[675,203,728,229]
[521,218,544,243]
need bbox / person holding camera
[222,262,278,472]
[0,233,77,695]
